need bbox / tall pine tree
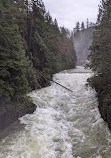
[0,0,35,104]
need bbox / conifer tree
[87,0,111,123]
[86,18,89,28]
[0,0,77,129]
[54,18,58,27]
[53,18,59,32]
[0,0,35,104]
[88,0,111,74]
[81,22,85,31]
[75,22,80,32]
[60,26,68,36]
[70,31,74,42]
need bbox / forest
[1,0,111,157]
[87,0,111,129]
[0,0,77,129]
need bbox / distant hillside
[74,27,94,65]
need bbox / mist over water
[0,66,111,158]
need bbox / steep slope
[87,0,111,130]
[0,0,76,130]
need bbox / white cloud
[43,0,101,30]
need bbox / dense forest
[87,0,111,129]
[0,0,76,129]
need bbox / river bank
[87,74,111,130]
[0,97,36,130]
[0,67,111,158]
[0,71,51,130]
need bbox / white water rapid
[0,66,111,158]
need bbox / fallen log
[39,72,73,92]
[52,80,73,92]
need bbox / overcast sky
[43,0,101,30]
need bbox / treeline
[74,19,95,32]
[0,0,76,129]
[87,0,111,129]
[70,19,95,43]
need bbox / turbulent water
[0,66,111,158]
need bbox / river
[0,66,111,158]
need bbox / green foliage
[87,0,111,122]
[88,0,111,74]
[0,0,77,129]
[23,1,76,74]
[0,0,36,105]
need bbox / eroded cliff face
[74,27,94,66]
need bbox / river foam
[0,66,111,158]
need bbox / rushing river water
[0,66,111,158]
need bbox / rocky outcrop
[0,98,36,130]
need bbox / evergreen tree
[88,0,111,74]
[87,0,111,124]
[53,18,59,33]
[60,26,68,36]
[70,31,74,42]
[86,18,89,28]
[75,22,80,32]
[0,0,35,104]
[81,21,85,31]
[54,18,58,28]
[0,0,77,129]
